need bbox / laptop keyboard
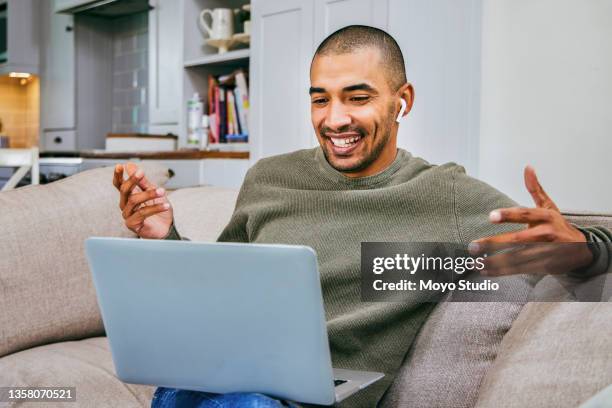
[334,379,348,386]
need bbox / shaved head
[312,25,407,91]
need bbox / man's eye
[350,96,370,103]
[312,98,327,105]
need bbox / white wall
[389,0,482,176]
[479,0,612,212]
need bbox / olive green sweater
[166,147,610,407]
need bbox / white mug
[199,8,234,40]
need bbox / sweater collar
[314,147,408,187]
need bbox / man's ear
[398,83,414,120]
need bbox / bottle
[187,92,203,149]
[200,115,210,150]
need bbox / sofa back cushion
[168,186,239,242]
[474,212,612,408]
[379,282,533,408]
[474,303,612,408]
[0,163,169,358]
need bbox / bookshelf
[180,0,251,152]
[183,49,250,68]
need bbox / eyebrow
[343,83,377,93]
[308,83,378,95]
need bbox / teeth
[331,136,361,147]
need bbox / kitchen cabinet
[0,0,40,75]
[249,0,315,161]
[40,0,114,152]
[40,0,76,151]
[313,0,388,46]
[54,0,93,13]
[40,0,76,134]
[148,0,181,134]
[42,130,77,151]
[55,0,151,16]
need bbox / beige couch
[0,165,610,408]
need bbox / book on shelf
[206,69,249,145]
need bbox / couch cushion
[380,297,530,408]
[0,163,169,358]
[474,303,612,408]
[0,337,154,407]
[168,186,239,242]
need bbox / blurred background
[0,0,609,211]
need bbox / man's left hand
[469,166,593,276]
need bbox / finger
[482,258,552,276]
[524,166,559,211]
[484,243,592,276]
[122,187,166,219]
[125,162,156,191]
[125,162,138,177]
[137,183,164,208]
[119,169,145,209]
[488,207,553,225]
[483,249,578,276]
[120,162,143,193]
[113,164,124,190]
[144,195,167,206]
[126,202,171,228]
[482,243,554,272]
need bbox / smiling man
[309,39,413,178]
[113,26,610,408]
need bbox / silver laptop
[85,237,383,406]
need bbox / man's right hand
[112,163,174,239]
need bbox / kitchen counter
[38,149,251,189]
[40,150,250,160]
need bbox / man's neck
[341,146,399,178]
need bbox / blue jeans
[151,387,298,408]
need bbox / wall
[479,0,612,212]
[0,75,39,148]
[389,0,482,176]
[111,12,148,134]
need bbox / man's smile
[324,132,365,156]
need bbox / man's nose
[325,101,351,131]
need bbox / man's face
[310,47,399,177]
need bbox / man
[113,26,610,407]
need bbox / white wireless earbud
[396,98,407,123]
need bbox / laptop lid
[85,237,336,406]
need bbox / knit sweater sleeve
[163,220,190,241]
[451,165,522,245]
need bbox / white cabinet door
[148,0,181,127]
[1,0,40,74]
[313,0,389,46]
[250,0,315,162]
[40,0,75,131]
